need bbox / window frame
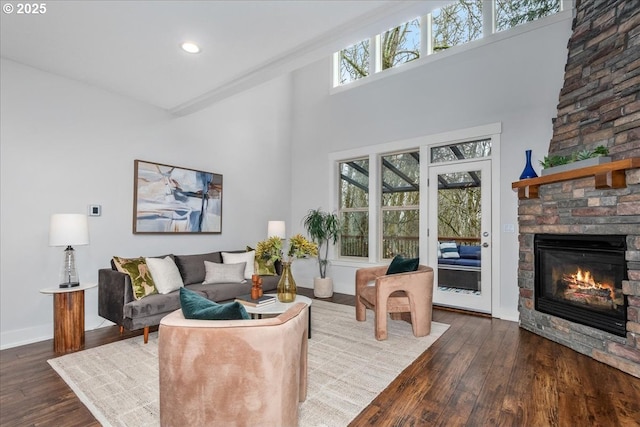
[332,0,572,89]
[337,157,371,260]
[329,123,501,266]
[379,149,421,260]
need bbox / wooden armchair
[355,264,434,340]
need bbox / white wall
[0,59,293,349]
[0,11,574,349]
[288,13,574,320]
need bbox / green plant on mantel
[540,145,609,169]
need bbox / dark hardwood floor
[2,289,639,427]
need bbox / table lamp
[267,220,286,239]
[49,213,89,288]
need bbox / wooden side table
[40,283,96,353]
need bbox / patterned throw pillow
[112,256,158,300]
[180,287,249,320]
[439,242,460,259]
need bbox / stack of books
[235,294,276,307]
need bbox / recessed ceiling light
[181,42,201,54]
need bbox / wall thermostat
[88,205,102,216]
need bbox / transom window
[496,0,561,32]
[334,0,564,87]
[431,0,483,52]
[338,40,370,85]
[430,139,491,164]
[380,18,420,70]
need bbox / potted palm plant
[303,208,341,297]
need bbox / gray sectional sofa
[98,250,280,342]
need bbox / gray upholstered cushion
[203,261,246,284]
[173,252,222,285]
[186,282,253,302]
[124,291,182,319]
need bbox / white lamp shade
[49,214,90,247]
[267,220,286,239]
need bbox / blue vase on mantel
[519,149,538,180]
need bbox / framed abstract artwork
[133,160,223,234]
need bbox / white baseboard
[0,315,113,351]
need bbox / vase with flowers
[256,233,317,302]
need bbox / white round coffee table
[243,293,313,338]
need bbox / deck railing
[340,235,480,258]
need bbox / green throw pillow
[247,245,276,276]
[386,255,420,275]
[179,288,249,320]
[112,256,158,300]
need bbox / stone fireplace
[515,0,640,378]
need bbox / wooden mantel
[512,157,640,199]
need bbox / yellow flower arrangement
[287,234,318,261]
[255,234,317,264]
[255,236,283,264]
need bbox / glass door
[427,159,492,313]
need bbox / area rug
[48,300,449,427]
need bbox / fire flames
[562,268,615,301]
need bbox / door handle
[482,242,489,248]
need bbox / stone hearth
[515,0,640,378]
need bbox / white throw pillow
[203,261,247,284]
[221,251,255,279]
[145,256,184,294]
[439,242,460,259]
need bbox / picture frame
[133,160,223,234]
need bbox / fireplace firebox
[534,234,627,337]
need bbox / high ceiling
[1,1,440,116]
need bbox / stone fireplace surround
[515,0,639,378]
[534,233,628,337]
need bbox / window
[431,0,482,53]
[380,18,420,70]
[339,159,369,257]
[430,139,488,242]
[430,139,492,163]
[334,0,566,87]
[495,0,561,32]
[338,39,370,85]
[381,151,420,259]
[437,169,482,240]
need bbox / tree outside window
[381,18,420,70]
[339,40,369,85]
[496,0,561,32]
[339,159,369,257]
[335,0,563,86]
[381,151,420,259]
[431,0,483,53]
